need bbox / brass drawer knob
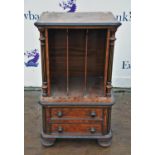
[58,126,63,133]
[90,127,96,133]
[90,111,96,117]
[57,111,63,117]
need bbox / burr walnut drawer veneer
[35,12,121,147]
[51,123,102,135]
[51,108,102,119]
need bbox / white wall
[24,0,131,87]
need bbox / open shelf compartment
[48,29,107,98]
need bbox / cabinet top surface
[35,12,121,27]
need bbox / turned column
[38,27,48,97]
[106,29,117,97]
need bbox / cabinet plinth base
[41,130,112,147]
[97,136,112,147]
[41,135,56,147]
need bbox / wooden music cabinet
[35,12,121,147]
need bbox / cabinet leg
[97,138,112,147]
[41,136,56,147]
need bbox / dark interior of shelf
[48,29,107,97]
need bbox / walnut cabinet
[35,12,121,147]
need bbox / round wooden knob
[58,126,63,133]
[57,111,63,117]
[90,111,96,117]
[90,127,96,133]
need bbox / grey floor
[24,90,130,155]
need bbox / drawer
[51,123,102,134]
[51,108,102,119]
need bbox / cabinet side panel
[107,107,112,133]
[42,107,46,133]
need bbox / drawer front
[51,123,102,134]
[51,108,102,119]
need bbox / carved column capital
[38,28,46,46]
[109,29,116,46]
[38,27,45,33]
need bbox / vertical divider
[66,29,69,96]
[84,29,88,96]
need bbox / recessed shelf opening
[48,29,107,97]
